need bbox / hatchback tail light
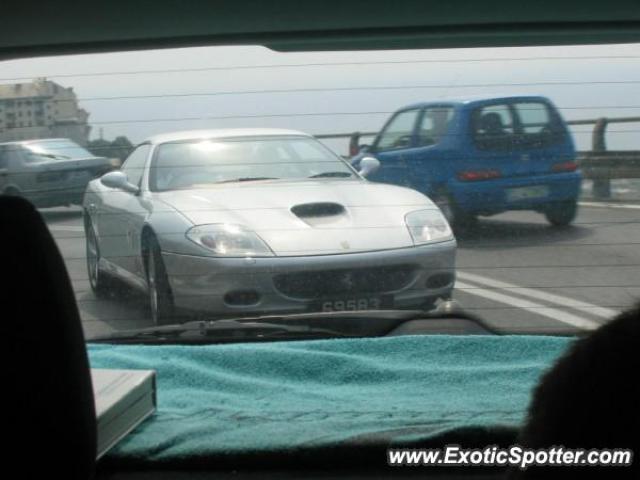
[457,169,502,181]
[551,161,578,173]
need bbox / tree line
[86,136,134,161]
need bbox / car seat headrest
[1,197,96,479]
[480,112,505,135]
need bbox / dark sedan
[0,138,120,208]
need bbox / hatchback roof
[401,94,551,111]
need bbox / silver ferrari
[83,129,456,324]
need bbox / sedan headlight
[186,224,274,257]
[405,209,454,244]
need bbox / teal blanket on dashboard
[87,335,572,462]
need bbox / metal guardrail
[577,151,640,180]
[315,115,640,199]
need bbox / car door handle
[87,203,98,213]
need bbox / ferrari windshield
[149,137,355,191]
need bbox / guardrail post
[349,131,361,157]
[591,117,610,199]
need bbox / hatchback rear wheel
[545,200,578,226]
[433,194,477,231]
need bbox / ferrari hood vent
[291,202,345,218]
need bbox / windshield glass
[4,33,640,474]
[149,137,355,191]
[24,139,94,159]
[0,43,637,341]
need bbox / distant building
[0,78,91,145]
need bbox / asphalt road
[42,203,640,339]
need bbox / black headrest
[480,112,505,134]
[1,197,96,479]
[511,305,640,479]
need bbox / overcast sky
[0,43,638,153]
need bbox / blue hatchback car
[354,95,582,227]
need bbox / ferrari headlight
[405,209,454,244]
[186,224,274,257]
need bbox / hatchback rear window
[471,103,516,151]
[472,101,564,151]
[515,102,552,133]
[513,102,566,148]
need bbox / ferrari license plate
[312,295,394,312]
[506,185,549,202]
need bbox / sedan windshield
[24,139,94,160]
[149,137,355,191]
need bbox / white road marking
[456,281,600,330]
[458,271,618,319]
[579,201,640,210]
[47,225,85,232]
